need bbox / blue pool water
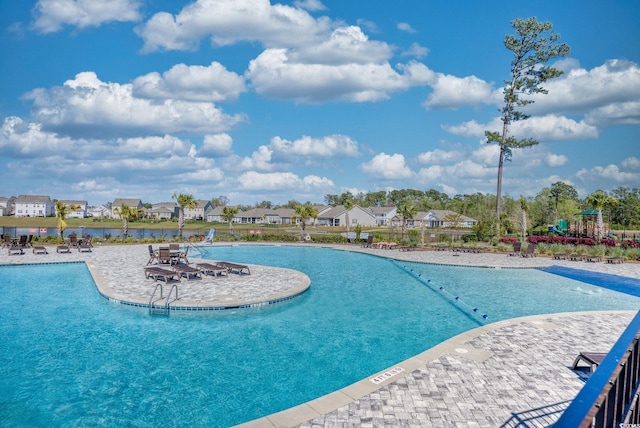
[1,246,639,427]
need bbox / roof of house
[113,198,142,207]
[425,209,477,222]
[58,200,88,206]
[15,195,51,203]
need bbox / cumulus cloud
[397,22,416,33]
[444,114,598,142]
[293,0,327,11]
[200,133,234,156]
[417,147,467,164]
[32,0,142,33]
[401,42,429,58]
[23,72,245,138]
[270,134,360,159]
[576,163,640,184]
[248,49,432,103]
[361,153,414,179]
[545,153,568,167]
[136,0,332,52]
[236,171,333,190]
[132,62,247,102]
[422,73,495,109]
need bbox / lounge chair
[8,246,23,255]
[56,245,71,253]
[606,257,624,264]
[569,254,584,261]
[509,242,522,256]
[32,246,47,254]
[572,352,607,372]
[196,262,229,278]
[553,253,568,260]
[217,261,251,275]
[144,267,180,283]
[172,264,202,281]
[78,244,92,253]
[521,243,537,258]
[361,235,374,248]
[586,255,603,263]
[202,228,215,245]
[147,245,158,265]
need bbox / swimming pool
[1,246,639,427]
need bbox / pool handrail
[555,309,640,427]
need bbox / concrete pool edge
[236,310,636,428]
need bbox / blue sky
[1,0,638,206]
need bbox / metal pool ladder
[148,283,179,316]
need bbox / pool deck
[2,243,640,427]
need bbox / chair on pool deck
[8,246,24,255]
[147,245,158,265]
[172,264,202,281]
[158,247,173,265]
[144,266,180,283]
[33,246,47,254]
[572,351,607,372]
[217,261,251,275]
[509,242,522,256]
[521,243,537,258]
[56,245,71,253]
[196,262,229,278]
[361,235,374,248]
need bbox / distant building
[316,205,377,227]
[420,210,477,228]
[0,197,13,216]
[88,204,112,218]
[112,198,143,218]
[14,195,54,217]
[367,206,397,226]
[148,202,178,221]
[183,200,212,220]
[57,200,88,218]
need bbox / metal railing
[555,310,640,427]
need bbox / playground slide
[551,226,565,236]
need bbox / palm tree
[396,199,417,241]
[55,201,81,240]
[519,195,528,243]
[112,203,139,239]
[293,204,318,240]
[585,191,618,242]
[172,192,197,239]
[343,198,354,234]
[222,206,239,236]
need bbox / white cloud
[576,163,640,184]
[423,73,495,109]
[361,153,414,179]
[32,0,142,33]
[622,157,640,170]
[397,22,416,33]
[545,153,568,167]
[200,134,234,157]
[270,134,360,159]
[444,114,598,142]
[23,72,246,138]
[417,147,466,164]
[236,171,333,190]
[136,0,332,52]
[239,145,274,171]
[247,49,432,103]
[132,62,246,102]
[401,42,428,58]
[293,0,327,12]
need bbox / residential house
[14,195,54,217]
[368,206,397,226]
[237,208,274,224]
[147,202,178,221]
[57,200,88,218]
[183,200,212,220]
[316,205,377,227]
[421,210,477,228]
[88,204,112,218]
[0,197,13,216]
[112,198,143,218]
[206,206,243,223]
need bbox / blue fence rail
[555,310,640,427]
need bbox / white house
[14,195,54,217]
[0,197,13,216]
[57,200,88,218]
[421,210,477,228]
[368,206,397,226]
[148,202,178,220]
[112,198,143,218]
[88,204,111,218]
[316,205,377,227]
[183,200,212,220]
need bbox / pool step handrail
[148,283,179,316]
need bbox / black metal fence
[555,310,640,427]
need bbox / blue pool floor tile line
[538,265,640,297]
